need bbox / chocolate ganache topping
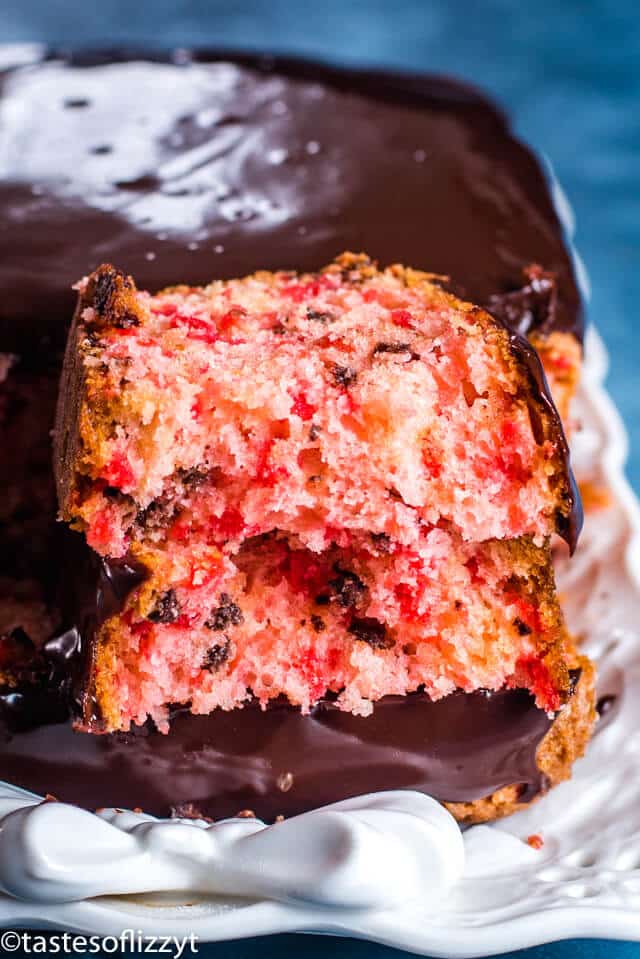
[0,48,584,812]
[0,683,556,822]
[0,48,583,352]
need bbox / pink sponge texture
[55,254,575,732]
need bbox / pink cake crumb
[55,255,575,733]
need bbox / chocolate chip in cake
[513,617,532,636]
[348,617,394,649]
[201,637,231,672]
[308,423,322,441]
[329,567,366,608]
[306,308,334,323]
[136,499,178,534]
[94,270,138,327]
[93,271,120,314]
[370,531,392,553]
[84,329,102,348]
[205,593,244,631]
[387,486,406,503]
[148,589,181,624]
[373,342,420,360]
[374,341,410,354]
[332,364,358,388]
[310,614,326,633]
[177,466,211,488]
[102,487,137,515]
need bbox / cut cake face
[56,254,578,733]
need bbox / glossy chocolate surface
[0,685,552,820]
[0,49,582,355]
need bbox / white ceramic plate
[0,326,638,956]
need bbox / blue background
[1,1,639,957]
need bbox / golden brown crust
[54,265,145,523]
[79,264,144,332]
[53,293,87,523]
[531,330,582,425]
[445,652,596,824]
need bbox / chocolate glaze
[0,687,553,821]
[0,49,584,810]
[0,48,583,354]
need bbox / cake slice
[54,253,588,743]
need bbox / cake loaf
[0,50,594,822]
[52,254,593,820]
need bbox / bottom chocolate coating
[0,686,552,821]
